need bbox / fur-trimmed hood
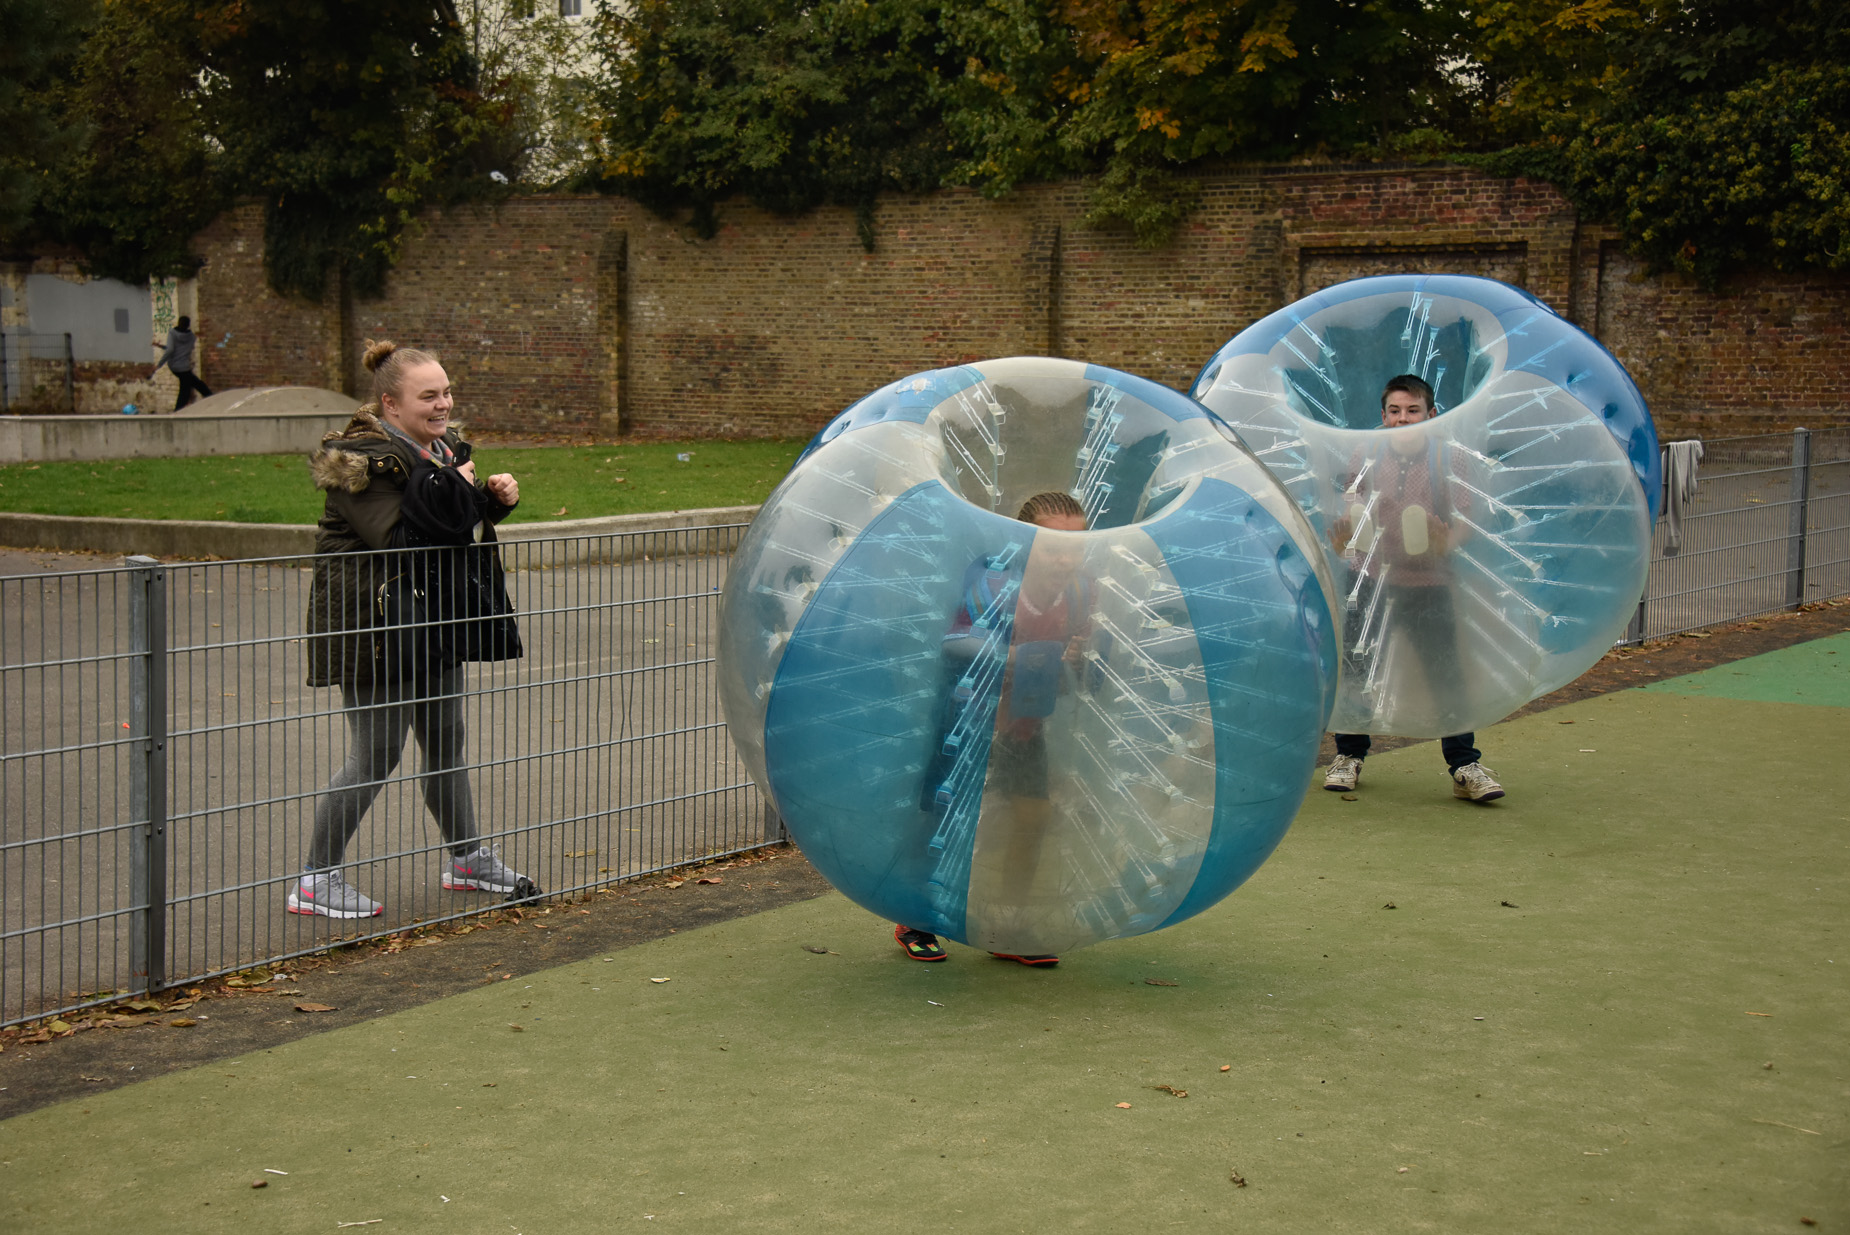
[307,405,468,493]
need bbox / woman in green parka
[294,339,530,919]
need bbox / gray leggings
[307,669,480,869]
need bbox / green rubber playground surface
[3,643,1846,1233]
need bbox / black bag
[375,521,523,681]
[449,519,524,663]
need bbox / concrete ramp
[0,387,357,462]
[172,386,360,419]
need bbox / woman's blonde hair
[362,338,441,406]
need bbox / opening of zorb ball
[1193,275,1659,739]
[719,357,1338,956]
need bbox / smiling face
[380,360,454,447]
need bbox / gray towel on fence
[1662,439,1704,556]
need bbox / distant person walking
[150,315,213,411]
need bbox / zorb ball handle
[1400,504,1430,557]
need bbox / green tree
[943,0,1471,244]
[589,0,960,247]
[0,0,94,243]
[37,0,227,284]
[162,0,498,300]
[1473,0,1849,284]
[590,0,1471,247]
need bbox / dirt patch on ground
[3,598,1846,1121]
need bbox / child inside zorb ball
[719,358,1338,961]
[900,491,1096,967]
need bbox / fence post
[126,555,169,994]
[1786,428,1813,608]
[763,798,788,843]
[62,332,75,412]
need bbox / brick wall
[194,204,344,394]
[188,167,1850,440]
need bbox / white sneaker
[1323,754,1363,792]
[286,870,383,919]
[1451,762,1505,802]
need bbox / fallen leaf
[1558,719,1575,724]
[45,1019,72,1034]
[1144,978,1178,987]
[1500,901,1519,908]
[1383,903,1397,910]
[802,946,836,955]
[482,1082,497,1087]
[252,1179,268,1189]
[294,1003,336,1014]
[169,1018,198,1028]
[1219,1064,1231,1072]
[1397,1166,1410,1174]
[696,876,724,885]
[264,1169,288,1175]
[1744,1011,1773,1017]
[565,850,597,858]
[650,977,671,984]
[1151,1084,1188,1098]
[120,999,163,1013]
[1115,1102,1133,1109]
[1340,793,1358,801]
[1229,1167,1247,1187]
[553,506,569,517]
[80,1075,107,1082]
[508,1024,524,1032]
[665,880,685,889]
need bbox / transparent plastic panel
[720,358,1336,954]
[1195,276,1657,737]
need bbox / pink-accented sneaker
[443,845,537,898]
[286,870,383,919]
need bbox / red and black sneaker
[895,924,948,961]
[989,951,1060,967]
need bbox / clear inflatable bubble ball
[1193,274,1658,738]
[719,357,1338,956]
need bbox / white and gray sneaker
[1323,754,1363,792]
[1451,762,1505,802]
[443,845,535,896]
[287,870,384,919]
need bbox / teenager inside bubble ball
[1321,374,1503,802]
[719,358,1339,961]
[1194,275,1658,804]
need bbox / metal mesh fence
[3,428,1847,1028]
[0,332,76,414]
[1,526,775,1029]
[1639,428,1850,639]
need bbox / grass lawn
[0,439,808,524]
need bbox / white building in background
[463,0,625,184]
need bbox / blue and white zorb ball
[719,357,1337,956]
[1193,274,1658,738]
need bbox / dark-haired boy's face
[1381,390,1433,427]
